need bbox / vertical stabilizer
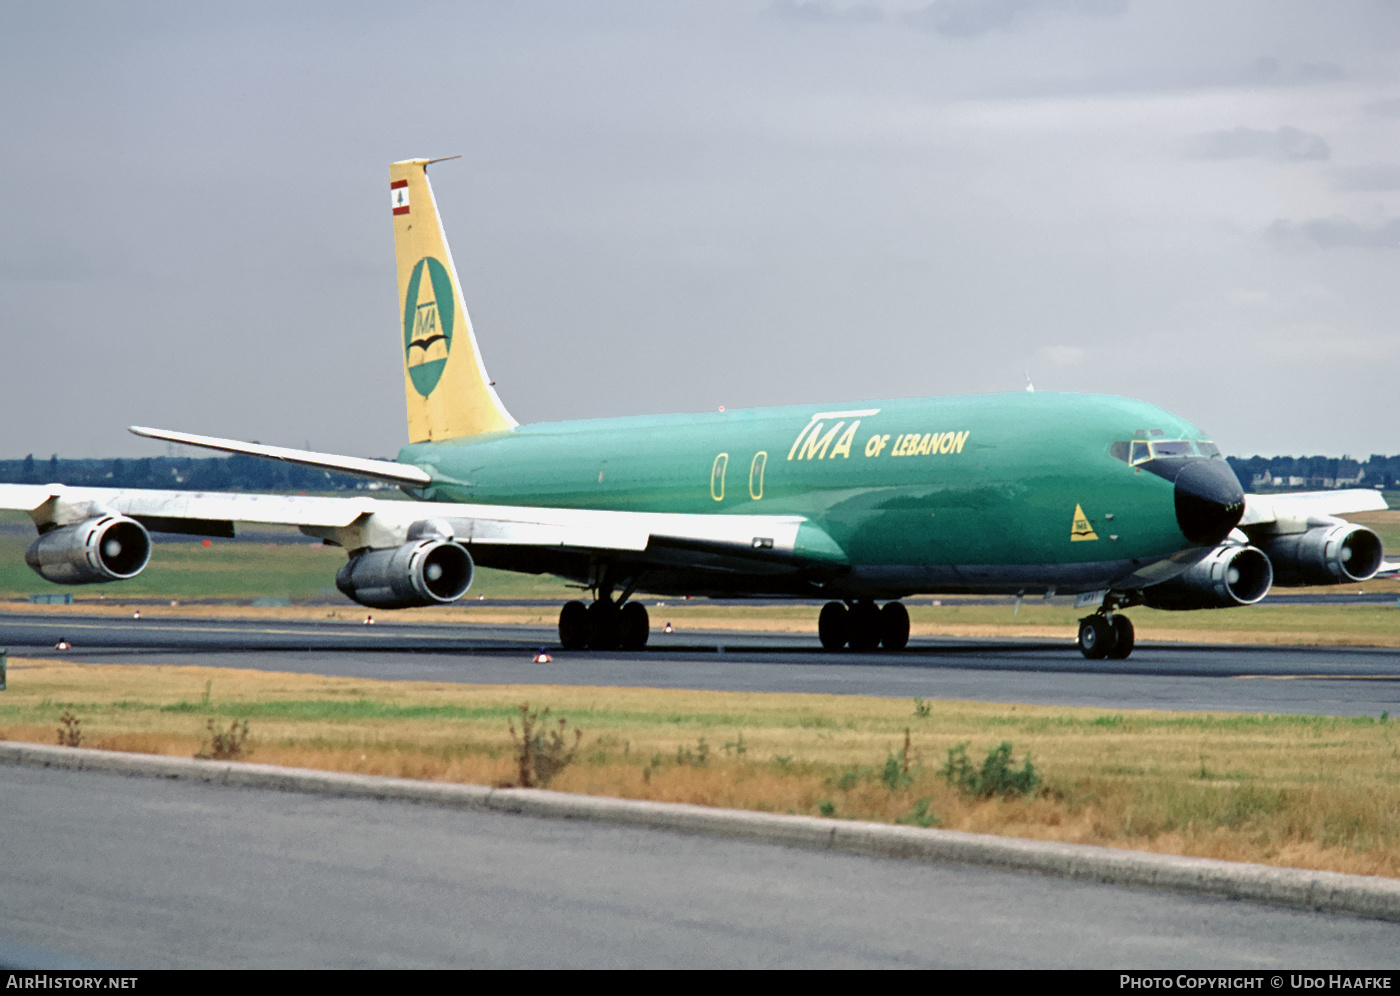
[391,158,516,443]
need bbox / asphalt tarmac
[2,763,1397,969]
[2,611,1397,715]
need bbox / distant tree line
[1226,455,1400,492]
[0,454,376,492]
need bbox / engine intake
[25,516,152,585]
[1141,543,1273,610]
[335,538,474,609]
[1260,524,1383,587]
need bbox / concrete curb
[5,740,1399,922]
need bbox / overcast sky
[3,1,1398,460]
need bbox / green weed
[897,797,941,828]
[675,738,711,766]
[941,741,1040,798]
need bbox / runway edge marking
[4,741,1399,923]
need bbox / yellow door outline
[749,451,767,500]
[711,453,729,501]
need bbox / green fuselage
[398,391,1216,597]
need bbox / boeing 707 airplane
[1,158,1391,659]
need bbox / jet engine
[1140,543,1273,610]
[1259,523,1383,587]
[25,515,152,584]
[335,536,474,609]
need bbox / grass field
[3,658,1397,878]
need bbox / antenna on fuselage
[1024,371,1035,393]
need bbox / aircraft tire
[1106,615,1135,659]
[818,601,849,650]
[848,600,882,652]
[559,600,589,650]
[1078,615,1115,660]
[586,600,621,651]
[618,602,650,650]
[879,601,910,651]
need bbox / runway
[4,615,1399,967]
[3,611,1398,715]
[2,763,1397,968]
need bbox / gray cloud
[1364,98,1400,117]
[1266,217,1400,250]
[903,0,1127,38]
[2,1,1399,460]
[1247,56,1346,85]
[766,1,884,25]
[1331,164,1400,191]
[1192,126,1330,162]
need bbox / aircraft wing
[0,483,845,570]
[1239,488,1387,527]
[127,426,432,487]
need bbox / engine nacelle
[1259,524,1383,587]
[335,538,474,609]
[1141,543,1273,610]
[25,515,152,585]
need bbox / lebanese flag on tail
[391,180,410,215]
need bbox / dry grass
[2,657,1398,877]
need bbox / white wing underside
[1240,488,1387,526]
[0,483,818,564]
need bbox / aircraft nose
[1174,459,1245,545]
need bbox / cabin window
[749,451,766,500]
[711,453,728,501]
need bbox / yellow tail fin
[390,158,516,443]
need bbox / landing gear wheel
[586,600,620,650]
[618,602,650,650]
[1078,615,1116,660]
[879,601,910,650]
[1106,615,1135,660]
[559,600,588,650]
[848,600,882,652]
[818,601,849,650]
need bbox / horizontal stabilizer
[128,426,432,487]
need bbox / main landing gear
[558,596,650,651]
[1077,612,1134,660]
[818,600,910,651]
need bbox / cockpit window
[1114,438,1224,465]
[1150,440,1194,458]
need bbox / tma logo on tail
[403,256,455,396]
